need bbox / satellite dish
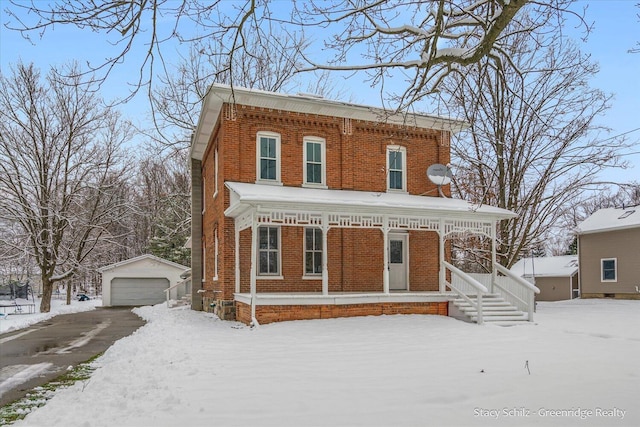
[427,163,453,186]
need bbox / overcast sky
[1,1,638,185]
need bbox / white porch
[225,182,539,325]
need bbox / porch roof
[224,181,516,222]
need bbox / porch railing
[492,263,540,322]
[447,263,541,322]
[442,260,488,324]
[164,277,192,307]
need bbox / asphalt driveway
[0,307,146,407]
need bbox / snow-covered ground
[6,298,640,426]
[0,297,101,334]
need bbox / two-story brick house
[190,85,537,325]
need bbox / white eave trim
[576,224,640,235]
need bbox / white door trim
[388,232,409,291]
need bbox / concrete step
[460,306,521,314]
[454,301,512,309]
[470,313,529,322]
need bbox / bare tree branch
[0,61,134,312]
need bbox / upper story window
[601,258,617,282]
[304,137,326,187]
[387,146,407,192]
[257,132,281,183]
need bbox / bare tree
[4,1,586,111]
[132,153,191,266]
[443,17,629,270]
[0,62,134,312]
[149,31,346,154]
[631,3,640,53]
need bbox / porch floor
[234,291,455,306]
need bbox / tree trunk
[40,276,53,313]
[66,281,71,305]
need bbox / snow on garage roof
[511,255,578,278]
[98,254,189,273]
[576,207,640,234]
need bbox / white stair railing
[442,261,488,324]
[492,263,540,321]
[164,277,192,307]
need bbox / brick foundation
[235,301,448,325]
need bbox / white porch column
[249,216,258,321]
[490,222,497,294]
[382,216,390,294]
[439,219,445,293]
[321,213,329,295]
[235,222,240,294]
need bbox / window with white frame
[202,246,206,282]
[387,146,407,191]
[304,137,326,186]
[258,226,280,275]
[213,148,219,198]
[304,227,323,275]
[601,258,617,282]
[257,132,281,182]
[213,228,219,280]
[202,176,206,213]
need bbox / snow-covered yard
[5,298,640,426]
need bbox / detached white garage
[98,254,189,307]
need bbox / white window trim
[256,132,282,184]
[600,258,617,282]
[202,176,206,214]
[213,148,219,199]
[256,226,282,278]
[386,145,407,193]
[303,227,323,277]
[213,228,219,281]
[302,136,327,188]
[202,246,206,283]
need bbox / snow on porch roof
[224,182,517,221]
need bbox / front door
[389,233,408,290]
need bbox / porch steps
[169,294,192,308]
[452,294,530,325]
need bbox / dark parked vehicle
[76,294,90,301]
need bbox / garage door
[110,277,170,306]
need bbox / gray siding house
[511,255,579,301]
[576,207,640,300]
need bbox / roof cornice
[190,84,469,161]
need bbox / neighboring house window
[257,132,281,182]
[304,137,326,186]
[213,148,219,199]
[304,227,323,275]
[258,226,280,275]
[387,146,407,191]
[601,258,617,282]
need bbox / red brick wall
[236,301,449,325]
[201,104,450,302]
